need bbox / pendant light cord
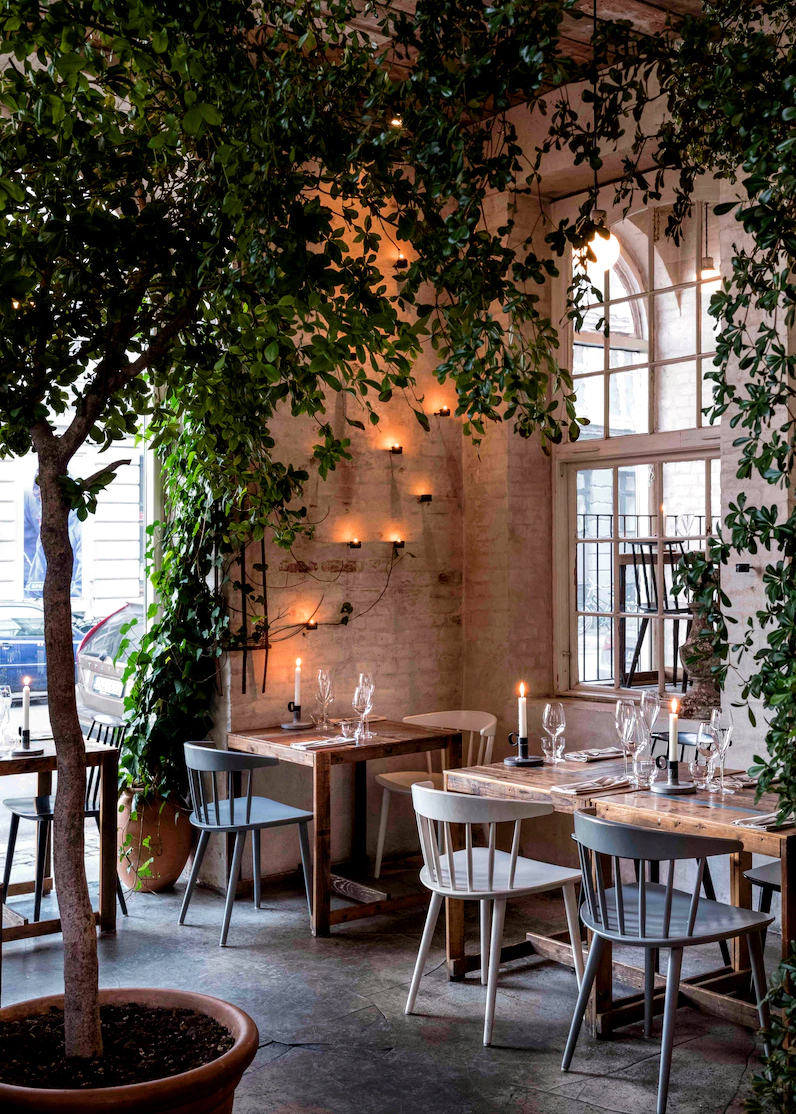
[592,0,598,208]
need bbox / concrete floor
[1,873,772,1114]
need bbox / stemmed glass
[710,706,734,795]
[615,699,636,779]
[627,717,648,787]
[358,672,375,737]
[0,685,11,755]
[315,670,333,730]
[639,690,661,751]
[352,681,373,743]
[542,702,566,763]
[694,722,718,790]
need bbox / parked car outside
[0,601,89,694]
[76,602,144,719]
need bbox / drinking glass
[358,673,375,738]
[352,683,373,740]
[710,707,734,795]
[315,670,333,729]
[633,754,655,788]
[542,702,566,764]
[639,690,661,748]
[697,722,718,792]
[339,718,362,744]
[615,699,636,779]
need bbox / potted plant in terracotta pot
[672,547,730,720]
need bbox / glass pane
[574,375,604,440]
[663,617,691,696]
[577,542,613,612]
[700,283,721,353]
[608,210,650,295]
[653,289,697,361]
[620,615,655,688]
[576,469,613,538]
[609,369,649,436]
[653,204,697,289]
[655,360,697,432]
[701,357,720,425]
[711,457,721,532]
[618,464,656,538]
[573,342,603,375]
[577,614,613,685]
[608,298,648,368]
[663,460,706,537]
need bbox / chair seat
[189,795,313,833]
[745,859,781,891]
[375,771,444,793]
[581,882,773,947]
[3,796,56,822]
[420,847,582,900]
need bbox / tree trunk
[37,450,102,1060]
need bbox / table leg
[730,850,752,973]
[98,751,118,934]
[445,733,462,774]
[352,761,368,874]
[588,856,613,1037]
[37,771,54,894]
[312,754,331,937]
[446,896,466,981]
[781,835,796,962]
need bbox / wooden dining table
[0,738,118,943]
[227,719,461,936]
[444,756,788,1035]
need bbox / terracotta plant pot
[0,987,258,1113]
[117,789,194,893]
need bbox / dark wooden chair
[623,541,691,690]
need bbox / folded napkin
[290,736,354,750]
[551,776,630,796]
[732,812,795,831]
[566,747,625,763]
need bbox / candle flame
[519,682,526,697]
[296,658,301,667]
[670,698,678,713]
[22,676,31,686]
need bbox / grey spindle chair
[563,811,772,1114]
[373,711,497,879]
[180,743,313,947]
[406,782,584,1046]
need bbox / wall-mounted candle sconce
[305,619,318,630]
[389,444,403,455]
[394,251,409,273]
[392,539,405,549]
[390,116,403,128]
[417,494,433,504]
[348,539,362,549]
[434,405,451,417]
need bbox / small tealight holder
[348,539,362,549]
[280,701,313,731]
[392,539,405,549]
[11,727,44,757]
[650,755,697,795]
[305,620,317,631]
[504,732,543,768]
[389,444,403,455]
[434,406,451,417]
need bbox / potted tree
[672,547,729,720]
[0,0,586,1103]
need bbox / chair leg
[298,822,312,920]
[220,831,246,947]
[178,829,210,925]
[405,892,443,1015]
[94,815,127,915]
[748,930,771,1057]
[483,897,507,1046]
[562,934,606,1071]
[562,882,584,988]
[657,947,684,1114]
[644,947,655,1038]
[2,813,19,900]
[479,899,491,986]
[626,617,650,688]
[758,884,773,952]
[702,862,732,967]
[374,789,391,880]
[252,830,261,909]
[34,821,49,922]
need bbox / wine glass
[710,707,734,795]
[542,702,566,764]
[315,670,333,729]
[0,686,11,755]
[358,672,375,737]
[615,699,636,779]
[694,722,717,790]
[639,690,661,749]
[626,716,646,786]
[352,683,373,741]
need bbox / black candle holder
[280,701,313,731]
[504,732,543,768]
[11,726,44,757]
[650,755,696,795]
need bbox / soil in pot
[118,789,194,893]
[0,1005,234,1090]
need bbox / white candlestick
[294,658,301,706]
[22,681,30,732]
[518,683,527,737]
[668,699,679,762]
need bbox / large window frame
[552,189,723,701]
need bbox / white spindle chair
[373,711,497,879]
[406,782,584,1046]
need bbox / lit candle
[668,697,679,762]
[294,658,301,706]
[518,683,527,738]
[22,677,30,732]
